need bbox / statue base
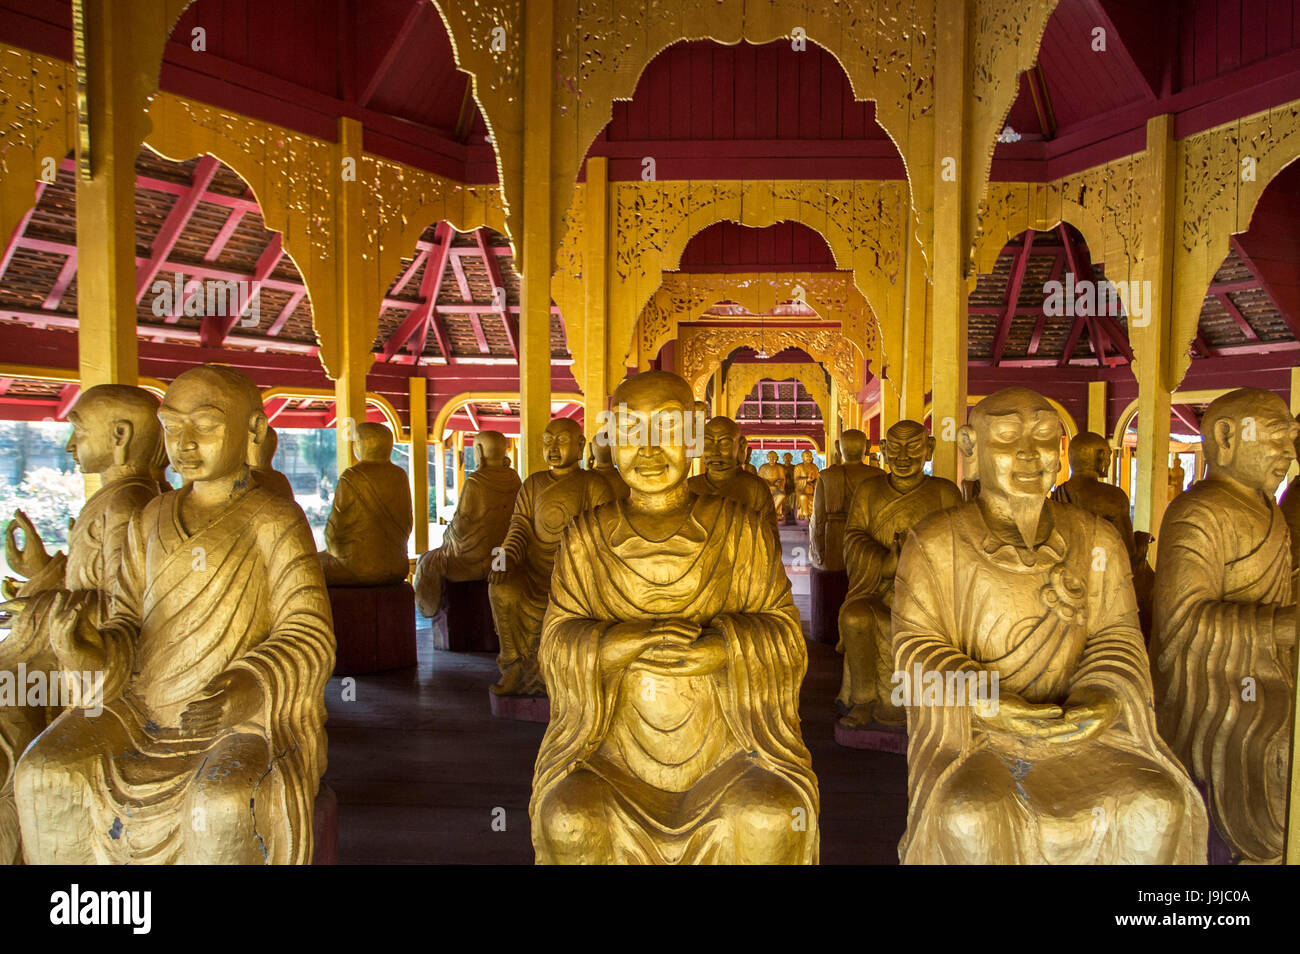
[433,579,500,652]
[313,783,339,865]
[488,690,549,723]
[809,566,848,646]
[329,582,418,674]
[834,719,907,753]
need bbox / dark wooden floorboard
[323,525,907,864]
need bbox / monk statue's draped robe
[837,473,961,718]
[687,469,779,532]
[16,486,334,864]
[531,495,819,864]
[490,468,613,696]
[0,474,157,865]
[414,463,521,617]
[893,501,1205,864]
[1151,480,1294,864]
[808,460,883,570]
[321,460,412,586]
[1279,474,1300,581]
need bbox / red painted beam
[476,228,517,361]
[991,230,1035,365]
[266,289,306,338]
[135,154,220,302]
[380,221,454,363]
[42,250,78,310]
[204,206,246,263]
[1026,250,1065,357]
[358,1,425,108]
[0,181,47,282]
[1229,235,1300,341]
[1213,290,1259,341]
[54,383,80,420]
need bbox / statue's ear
[1211,417,1236,465]
[111,419,133,465]
[737,435,749,461]
[248,410,269,454]
[956,425,978,478]
[925,434,937,460]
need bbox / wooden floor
[323,525,907,864]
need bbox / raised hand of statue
[5,509,51,579]
[179,669,265,737]
[599,618,698,675]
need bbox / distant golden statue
[249,424,296,501]
[758,450,789,519]
[1168,456,1187,499]
[530,371,819,864]
[587,438,630,500]
[781,452,797,522]
[837,420,960,728]
[687,416,777,530]
[794,450,819,520]
[0,385,162,866]
[16,365,335,864]
[1052,431,1135,563]
[413,430,521,618]
[894,387,1205,864]
[488,418,612,697]
[1151,388,1298,864]
[808,429,883,571]
[319,421,413,586]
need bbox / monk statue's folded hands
[598,617,698,673]
[631,629,728,677]
[179,669,265,736]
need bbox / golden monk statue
[758,450,789,520]
[0,385,162,865]
[530,371,819,864]
[893,388,1205,864]
[836,420,961,728]
[249,425,295,501]
[808,429,883,571]
[794,450,819,521]
[16,365,335,864]
[1151,388,1298,864]
[413,430,521,618]
[1052,431,1135,563]
[587,438,630,500]
[1276,413,1300,572]
[782,453,797,523]
[1169,456,1187,499]
[687,416,777,531]
[488,418,613,697]
[319,421,412,586]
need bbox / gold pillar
[409,376,429,554]
[517,0,554,476]
[453,428,466,501]
[711,368,726,417]
[1133,116,1175,537]
[899,214,930,425]
[433,439,447,524]
[583,157,610,438]
[75,0,143,391]
[334,117,369,475]
[1288,367,1300,485]
[1088,380,1107,437]
[929,0,971,483]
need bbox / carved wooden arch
[636,270,878,373]
[431,390,585,442]
[724,362,829,427]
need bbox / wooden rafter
[991,229,1035,365]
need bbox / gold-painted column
[899,215,931,426]
[711,368,726,417]
[334,117,369,476]
[433,439,447,524]
[1133,115,1176,537]
[1088,380,1108,437]
[1288,367,1300,485]
[75,0,144,390]
[453,429,466,499]
[929,0,972,482]
[582,158,610,438]
[409,376,429,554]
[517,0,554,476]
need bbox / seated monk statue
[687,416,777,532]
[530,370,819,864]
[318,421,412,586]
[758,451,789,520]
[1052,431,1135,564]
[249,425,296,501]
[782,453,797,524]
[808,429,883,571]
[1169,457,1186,499]
[16,364,335,864]
[794,450,819,521]
[1151,387,1298,864]
[0,385,162,865]
[1276,413,1300,572]
[892,387,1205,864]
[587,438,630,500]
[837,420,961,728]
[413,430,521,618]
[488,417,612,697]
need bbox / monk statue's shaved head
[839,429,867,463]
[474,430,508,466]
[354,422,394,462]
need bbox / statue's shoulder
[686,472,711,494]
[910,498,970,546]
[1169,479,1239,521]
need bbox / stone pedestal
[329,582,417,675]
[833,720,907,754]
[433,579,499,652]
[488,691,549,723]
[809,566,848,646]
[313,783,339,865]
